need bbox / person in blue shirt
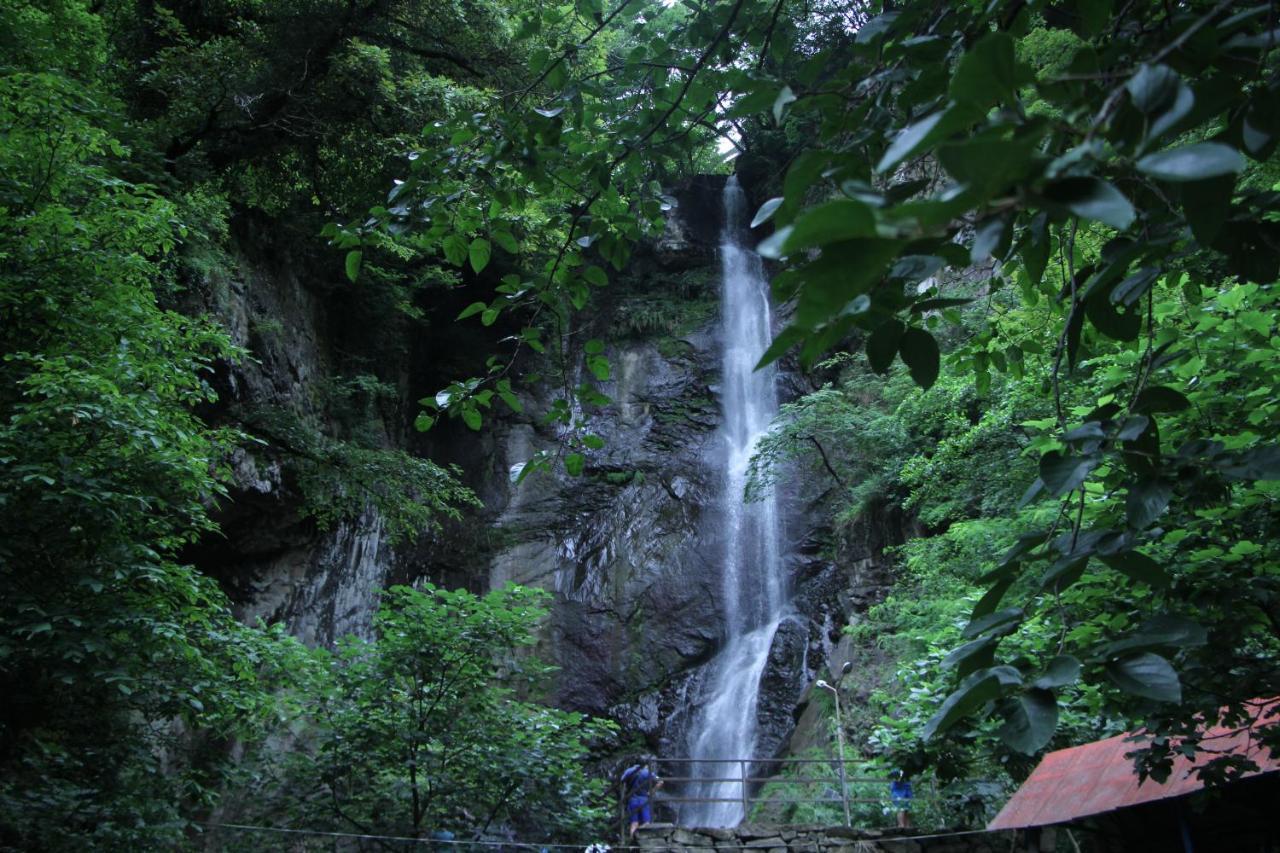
[621,759,663,838]
[889,769,913,828]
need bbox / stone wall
[633,823,1051,852]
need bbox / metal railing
[617,757,927,838]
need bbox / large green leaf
[1044,178,1136,230]
[950,32,1019,109]
[1125,478,1173,529]
[1020,213,1050,286]
[469,238,491,274]
[1039,450,1100,496]
[898,327,940,389]
[460,406,482,431]
[491,229,519,254]
[1099,550,1168,588]
[442,234,469,266]
[790,238,907,328]
[866,319,904,374]
[876,104,978,173]
[943,635,998,677]
[998,689,1058,755]
[1180,175,1235,245]
[923,669,1008,740]
[774,199,877,255]
[772,85,797,125]
[970,215,1009,263]
[1104,615,1207,657]
[1145,82,1196,147]
[1076,0,1110,35]
[1106,652,1181,702]
[963,607,1023,640]
[756,226,794,258]
[1032,656,1082,690]
[1085,288,1141,341]
[1125,64,1180,114]
[1136,142,1245,182]
[971,576,1014,621]
[756,325,806,369]
[778,150,832,224]
[1216,445,1280,480]
[1110,267,1160,306]
[938,137,1038,196]
[1133,385,1190,413]
[1039,556,1086,592]
[457,301,487,320]
[750,197,784,228]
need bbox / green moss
[652,394,715,426]
[609,293,717,339]
[655,335,694,361]
[599,470,643,486]
[608,265,718,340]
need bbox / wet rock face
[754,617,811,759]
[183,218,398,646]
[190,177,859,767]
[454,179,848,759]
[655,175,728,269]
[478,325,727,726]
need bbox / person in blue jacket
[621,759,663,838]
[889,769,913,828]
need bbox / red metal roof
[988,699,1280,830]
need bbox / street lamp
[815,677,850,827]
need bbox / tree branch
[808,435,845,486]
[358,31,483,76]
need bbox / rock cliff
[185,174,900,775]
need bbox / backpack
[620,764,650,795]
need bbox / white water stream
[680,175,789,827]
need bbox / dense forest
[1,0,1278,849]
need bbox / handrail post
[740,758,749,822]
[817,679,852,827]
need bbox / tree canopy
[2,0,1279,845]
[386,0,1280,781]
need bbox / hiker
[621,758,663,838]
[889,769,913,828]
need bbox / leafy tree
[0,6,309,845]
[386,0,1280,779]
[235,585,614,845]
[5,0,1278,840]
[0,3,479,846]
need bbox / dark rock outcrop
[182,216,400,645]
[186,173,874,773]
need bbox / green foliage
[0,8,301,845]
[609,267,717,339]
[6,0,1280,837]
[749,748,891,828]
[234,585,615,844]
[112,0,520,216]
[242,405,479,543]
[459,0,1280,781]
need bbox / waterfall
[680,175,789,827]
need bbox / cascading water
[680,175,790,827]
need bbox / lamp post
[815,677,850,827]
